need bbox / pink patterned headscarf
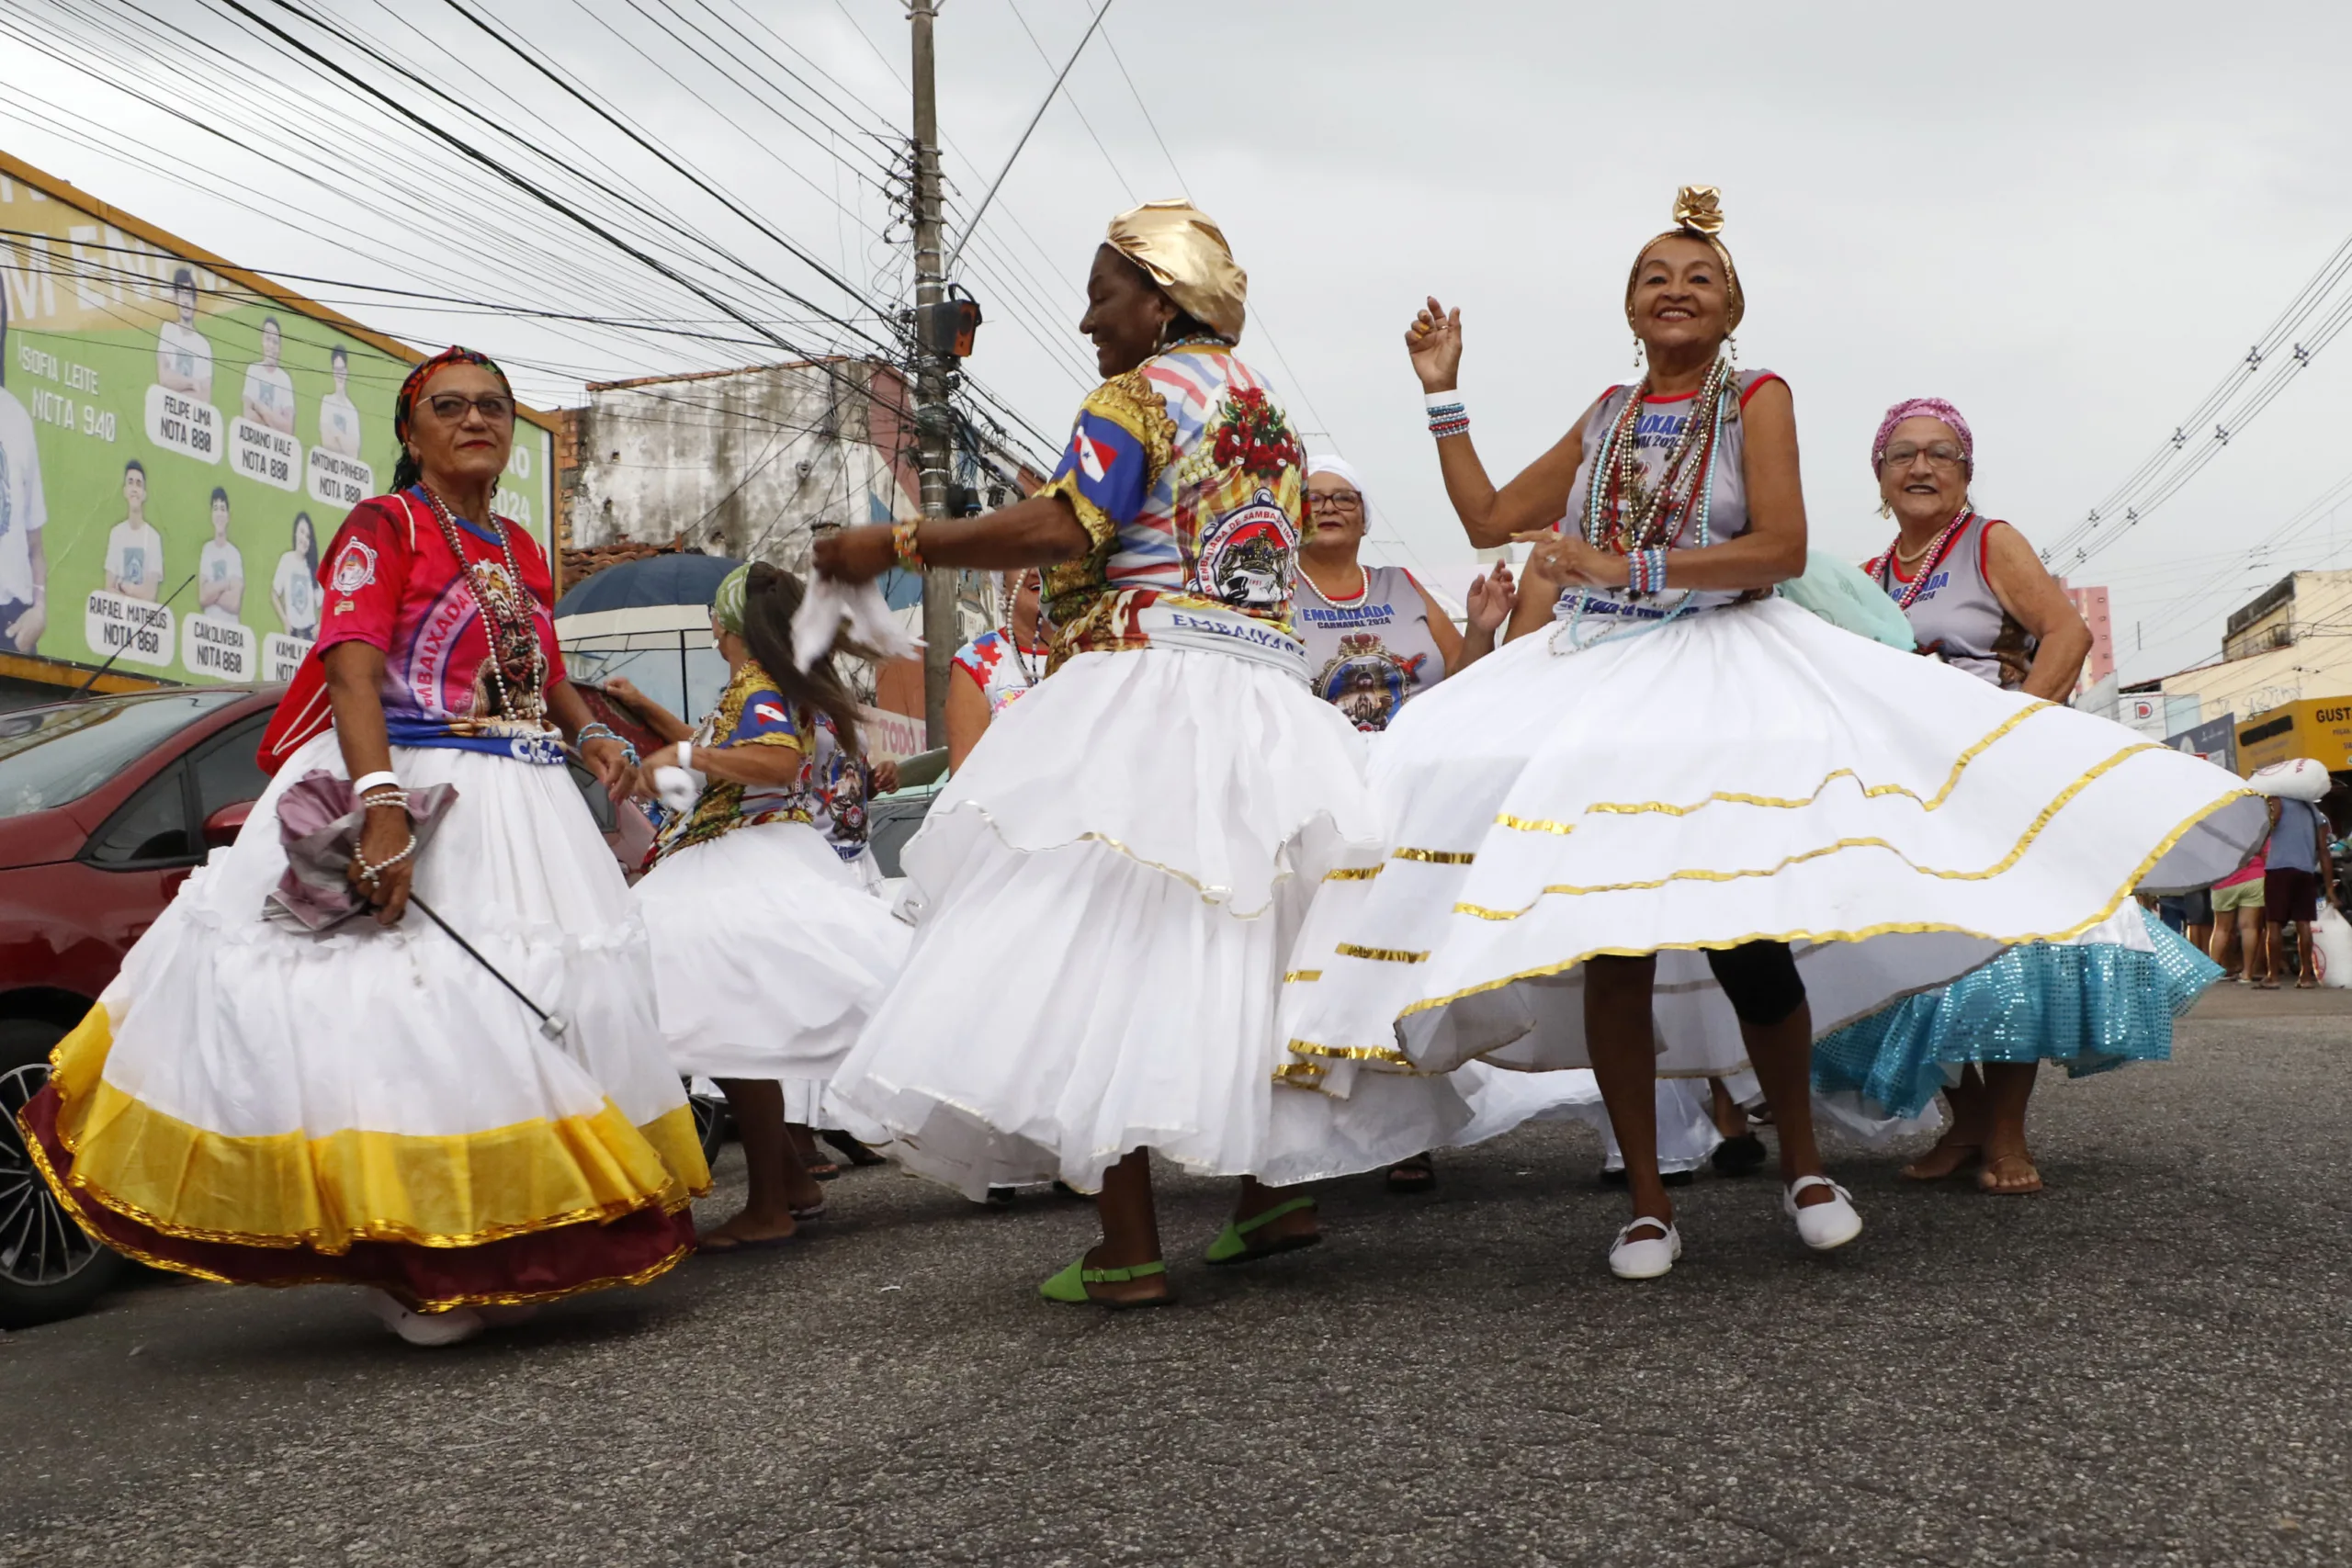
[1871,398,1973,475]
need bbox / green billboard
[0,154,554,691]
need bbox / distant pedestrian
[2262,790,2338,988]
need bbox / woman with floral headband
[1810,399,2226,1194]
[821,201,1463,1309]
[1277,188,2264,1280]
[21,348,707,1345]
[631,562,909,1251]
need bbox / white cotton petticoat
[635,819,910,1093]
[1279,595,2267,1078]
[831,648,1473,1199]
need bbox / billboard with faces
[0,156,553,687]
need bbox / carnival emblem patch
[1315,632,1425,733]
[1197,488,1296,611]
[330,538,377,596]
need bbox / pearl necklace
[1300,559,1371,609]
[1588,356,1733,559]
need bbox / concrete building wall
[564,359,921,574]
[2157,570,2352,723]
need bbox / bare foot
[1977,1152,2042,1195]
[1902,1139,1983,1181]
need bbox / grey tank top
[1871,513,2036,690]
[1555,369,1780,623]
[1296,563,1447,731]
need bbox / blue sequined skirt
[1811,907,2222,1121]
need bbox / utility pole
[910,0,956,748]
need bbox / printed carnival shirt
[1035,346,1308,675]
[312,488,569,762]
[651,660,808,863]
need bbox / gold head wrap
[1104,198,1248,343]
[1625,185,1745,333]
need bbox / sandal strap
[1786,1174,1849,1201]
[1080,1259,1167,1284]
[1616,1216,1674,1242]
[1228,1194,1317,1238]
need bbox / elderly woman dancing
[824,200,1462,1309]
[1811,400,2226,1193]
[20,349,707,1344]
[1277,188,2265,1280]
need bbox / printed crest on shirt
[330,537,377,596]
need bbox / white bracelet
[677,741,692,772]
[352,770,401,799]
[1422,389,1465,414]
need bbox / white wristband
[352,770,401,799]
[676,741,692,772]
[1423,389,1465,413]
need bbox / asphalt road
[5,989,2348,1567]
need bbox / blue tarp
[554,553,743,618]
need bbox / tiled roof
[560,537,683,589]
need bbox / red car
[0,684,284,1327]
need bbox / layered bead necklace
[1554,358,1734,652]
[421,485,547,722]
[1870,508,1974,612]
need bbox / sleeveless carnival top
[1295,564,1447,732]
[1871,512,2038,690]
[951,628,1046,716]
[1035,345,1307,676]
[1555,369,1784,624]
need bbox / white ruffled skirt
[831,648,1473,1199]
[636,820,910,1110]
[1279,596,2267,1079]
[26,733,706,1310]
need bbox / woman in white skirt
[631,564,910,1251]
[1278,188,2266,1280]
[22,348,707,1344]
[823,200,1464,1309]
[1811,400,2227,1192]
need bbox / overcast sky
[7,0,2351,682]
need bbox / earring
[1632,334,1644,371]
[1727,333,1739,367]
[1877,500,1892,519]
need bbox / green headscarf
[711,563,750,637]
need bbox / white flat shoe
[1783,1174,1862,1252]
[1608,1215,1682,1280]
[370,1290,485,1347]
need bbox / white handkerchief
[793,575,919,671]
[652,765,706,814]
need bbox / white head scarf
[1306,454,1372,538]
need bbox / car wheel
[687,1080,729,1168]
[0,1018,130,1329]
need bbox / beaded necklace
[1299,559,1372,609]
[420,485,547,722]
[1553,361,1734,653]
[1587,356,1734,557]
[1869,509,1974,612]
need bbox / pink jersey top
[313,489,569,763]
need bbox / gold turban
[1104,198,1248,343]
[1624,185,1745,333]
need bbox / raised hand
[1466,561,1517,634]
[1406,296,1463,393]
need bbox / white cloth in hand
[652,765,706,814]
[794,575,917,671]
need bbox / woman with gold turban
[1277,188,2267,1280]
[817,200,1464,1309]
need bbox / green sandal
[1037,1255,1172,1309]
[1204,1195,1321,1265]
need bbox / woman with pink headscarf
[1812,398,2228,1194]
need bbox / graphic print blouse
[1035,345,1308,675]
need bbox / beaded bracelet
[360,786,410,815]
[892,516,927,570]
[1627,547,1668,595]
[575,722,642,771]
[355,829,419,886]
[1424,390,1469,440]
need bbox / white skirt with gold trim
[1278,595,2267,1079]
[29,731,707,1306]
[831,647,1473,1199]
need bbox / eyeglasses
[424,393,515,423]
[1308,490,1363,511]
[1880,443,1966,469]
